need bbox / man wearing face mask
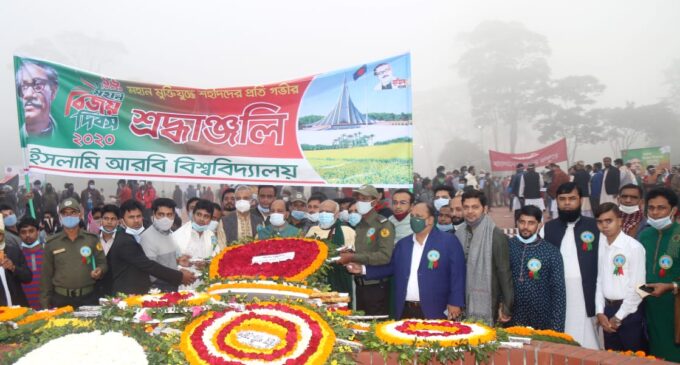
[40,198,106,308]
[305,194,325,229]
[18,217,44,309]
[540,182,600,349]
[287,192,312,233]
[257,199,300,239]
[251,185,277,221]
[306,200,357,303]
[637,188,680,361]
[338,185,395,315]
[436,206,455,233]
[455,190,513,326]
[222,186,264,244]
[80,180,103,219]
[108,200,194,295]
[140,198,186,292]
[346,203,465,320]
[433,186,454,215]
[174,200,218,261]
[347,201,362,229]
[0,204,22,247]
[508,205,566,331]
[617,184,645,237]
[388,189,415,242]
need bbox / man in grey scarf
[455,190,513,325]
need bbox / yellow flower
[17,306,73,326]
[0,306,29,322]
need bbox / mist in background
[2,0,679,190]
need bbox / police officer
[338,184,395,315]
[40,198,106,308]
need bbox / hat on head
[290,191,307,204]
[353,184,380,199]
[59,198,81,213]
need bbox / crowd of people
[0,158,678,361]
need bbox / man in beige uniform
[338,185,395,315]
[40,198,106,308]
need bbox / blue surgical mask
[3,214,17,227]
[339,210,350,222]
[648,215,673,230]
[516,233,538,244]
[257,204,270,214]
[306,212,319,223]
[291,210,306,221]
[348,212,362,227]
[60,215,80,229]
[318,212,336,229]
[436,223,453,232]
[192,221,209,233]
[434,198,450,211]
[100,226,117,234]
[21,239,41,249]
[125,226,145,243]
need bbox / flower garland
[16,306,73,326]
[608,349,656,360]
[375,319,496,347]
[0,306,29,322]
[123,291,217,308]
[209,238,328,282]
[208,281,316,299]
[504,326,577,344]
[180,302,335,364]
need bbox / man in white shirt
[594,203,646,352]
[173,199,216,290]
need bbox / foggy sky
[2,0,679,180]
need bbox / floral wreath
[123,291,217,308]
[0,306,30,322]
[209,238,328,282]
[180,302,335,365]
[16,306,73,326]
[504,326,576,344]
[208,281,316,299]
[375,319,496,347]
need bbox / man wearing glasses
[15,61,59,138]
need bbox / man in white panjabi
[541,182,600,349]
[173,200,217,290]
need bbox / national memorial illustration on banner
[14,54,413,187]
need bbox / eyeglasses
[20,78,50,94]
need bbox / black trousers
[401,301,425,319]
[50,291,99,309]
[603,301,647,352]
[355,281,389,315]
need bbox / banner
[488,139,568,172]
[621,146,671,175]
[14,54,413,187]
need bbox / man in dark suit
[107,200,195,295]
[222,185,264,244]
[347,202,465,319]
[0,218,32,306]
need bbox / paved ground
[488,206,516,229]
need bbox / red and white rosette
[181,302,335,365]
[209,238,327,282]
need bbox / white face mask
[235,199,251,213]
[434,198,450,211]
[648,215,673,230]
[269,213,286,227]
[153,216,174,232]
[618,204,640,214]
[208,220,219,232]
[356,201,374,215]
[339,210,350,222]
[125,226,145,242]
[306,212,319,223]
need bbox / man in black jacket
[107,200,195,295]
[0,216,32,306]
[601,157,620,204]
[540,182,600,349]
